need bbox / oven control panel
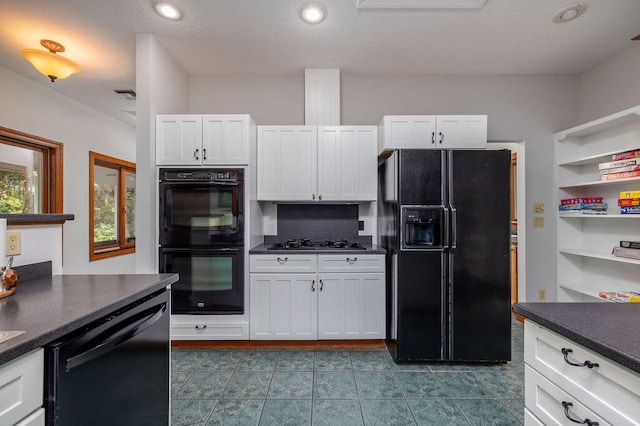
[160,168,243,182]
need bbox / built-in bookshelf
[555,105,640,302]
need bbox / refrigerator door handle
[443,206,450,249]
[450,206,457,250]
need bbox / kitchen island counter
[0,273,178,365]
[514,302,640,374]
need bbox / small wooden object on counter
[0,257,19,299]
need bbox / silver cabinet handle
[203,148,207,160]
[193,148,200,160]
[195,325,207,333]
[431,131,435,144]
[319,279,324,291]
[561,348,599,368]
[311,280,316,292]
[319,195,323,201]
[439,132,444,144]
[561,401,599,426]
[277,257,288,264]
[312,194,316,200]
[346,257,357,264]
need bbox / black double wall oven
[159,168,244,314]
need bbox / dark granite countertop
[514,302,640,374]
[249,243,386,255]
[0,214,75,223]
[0,273,178,365]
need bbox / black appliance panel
[401,207,445,250]
[399,150,445,206]
[161,247,244,314]
[46,290,169,425]
[449,150,511,361]
[159,168,244,247]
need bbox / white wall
[0,65,137,274]
[189,73,579,302]
[135,33,189,273]
[579,43,640,123]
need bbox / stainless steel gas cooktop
[267,238,367,251]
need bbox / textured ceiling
[0,0,639,126]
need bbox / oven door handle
[164,190,173,231]
[160,182,240,187]
[161,247,241,253]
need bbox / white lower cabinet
[250,254,385,340]
[0,349,44,426]
[524,321,640,426]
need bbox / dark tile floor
[171,316,524,425]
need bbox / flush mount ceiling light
[20,39,81,82]
[154,1,183,20]
[552,3,587,23]
[301,3,326,24]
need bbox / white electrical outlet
[6,230,21,256]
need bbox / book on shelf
[601,170,640,181]
[620,241,640,249]
[614,291,640,303]
[560,197,603,205]
[612,246,640,259]
[558,202,607,210]
[559,210,607,216]
[618,198,640,206]
[598,291,616,301]
[620,206,640,214]
[598,159,639,170]
[612,149,640,161]
[600,165,640,175]
[620,191,640,198]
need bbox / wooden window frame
[89,151,136,261]
[0,126,63,215]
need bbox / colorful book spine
[598,291,616,301]
[621,206,640,214]
[612,247,640,259]
[600,165,640,175]
[618,198,640,206]
[620,191,640,198]
[601,170,640,181]
[558,203,607,210]
[560,197,603,205]
[620,241,640,249]
[612,149,640,161]
[614,291,640,302]
[598,159,638,170]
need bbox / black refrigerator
[378,149,511,363]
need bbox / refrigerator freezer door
[398,150,445,206]
[448,150,511,362]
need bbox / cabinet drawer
[0,348,43,426]
[171,320,249,340]
[525,365,609,425]
[250,255,317,273]
[318,254,384,273]
[525,321,640,425]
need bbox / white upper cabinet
[317,126,377,201]
[257,125,377,202]
[378,115,487,155]
[156,114,252,165]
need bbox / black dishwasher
[45,289,169,425]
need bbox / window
[89,152,136,260]
[0,126,63,214]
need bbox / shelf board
[559,248,640,265]
[559,213,640,219]
[559,283,612,301]
[558,149,640,167]
[558,176,640,189]
[555,106,640,142]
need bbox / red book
[612,149,640,161]
[600,165,640,175]
[618,198,640,206]
[601,170,640,181]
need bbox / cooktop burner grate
[267,238,366,250]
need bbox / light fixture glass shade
[21,42,81,82]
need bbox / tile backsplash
[271,204,359,240]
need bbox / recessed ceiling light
[301,3,326,24]
[154,1,182,20]
[552,3,586,23]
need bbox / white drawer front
[525,365,610,426]
[250,255,317,273]
[171,321,249,340]
[0,349,43,426]
[525,321,640,425]
[318,254,384,273]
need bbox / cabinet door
[318,126,377,201]
[435,115,487,149]
[156,115,203,165]
[381,116,436,151]
[317,273,385,339]
[257,126,317,201]
[202,115,250,165]
[250,274,317,339]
